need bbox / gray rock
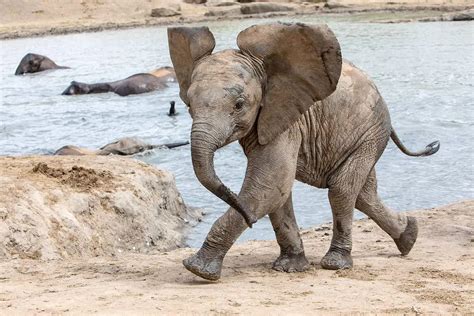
[150,7,181,17]
[240,2,294,15]
[184,0,207,3]
[452,12,474,21]
[323,1,349,9]
[206,0,238,6]
[205,5,242,16]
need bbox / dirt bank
[0,0,472,40]
[0,156,201,260]
[0,200,472,314]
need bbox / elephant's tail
[390,129,440,157]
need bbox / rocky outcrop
[0,156,201,260]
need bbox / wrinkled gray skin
[168,23,440,281]
[15,53,69,75]
[62,67,176,97]
[54,137,189,156]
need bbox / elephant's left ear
[237,23,342,145]
[168,27,215,105]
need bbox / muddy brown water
[1,16,472,247]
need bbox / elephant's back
[319,60,391,134]
[114,74,167,96]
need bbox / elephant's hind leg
[355,170,418,255]
[269,192,309,272]
[320,188,357,270]
[321,143,378,270]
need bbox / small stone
[184,0,207,3]
[240,3,294,15]
[452,12,474,21]
[150,8,181,18]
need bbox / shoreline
[1,200,472,314]
[1,3,472,40]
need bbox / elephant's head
[168,23,342,227]
[62,81,90,95]
[14,53,59,75]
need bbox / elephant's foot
[394,216,418,256]
[183,250,223,281]
[320,247,353,270]
[272,252,309,273]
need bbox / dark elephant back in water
[113,73,167,96]
[62,72,170,96]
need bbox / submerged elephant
[168,24,440,281]
[61,66,176,97]
[54,137,189,156]
[15,53,69,75]
[149,66,177,82]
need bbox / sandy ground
[1,0,472,39]
[0,200,472,314]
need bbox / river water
[1,15,473,247]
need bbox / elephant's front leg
[183,131,301,280]
[270,192,309,272]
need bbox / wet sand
[0,200,472,314]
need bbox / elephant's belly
[293,61,391,188]
[293,106,332,189]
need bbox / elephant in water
[149,66,176,82]
[54,137,189,156]
[61,66,176,97]
[167,24,440,281]
[15,53,69,75]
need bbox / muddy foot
[183,251,223,281]
[394,216,418,256]
[320,248,353,270]
[272,252,310,273]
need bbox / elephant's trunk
[14,65,24,75]
[191,124,257,228]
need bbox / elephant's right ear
[168,27,215,105]
[237,23,342,145]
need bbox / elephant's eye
[234,100,245,111]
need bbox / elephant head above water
[168,23,440,281]
[15,53,69,75]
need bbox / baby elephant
[15,53,69,75]
[54,137,189,156]
[62,67,176,97]
[168,23,440,281]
